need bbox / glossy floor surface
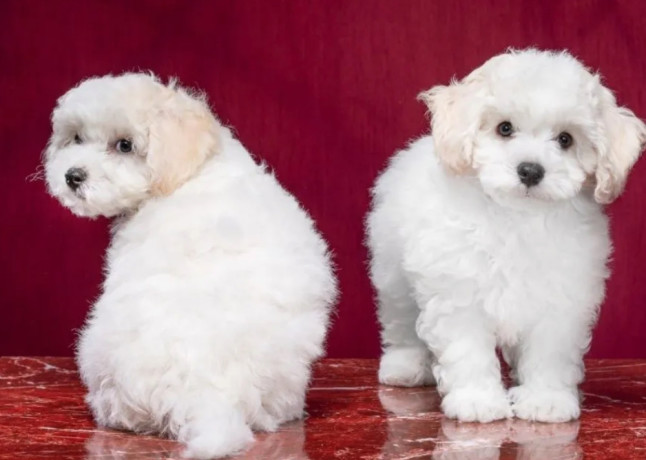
[1,358,645,459]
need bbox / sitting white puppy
[367,49,645,423]
[44,74,336,458]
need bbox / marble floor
[1,357,645,459]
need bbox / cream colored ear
[147,85,220,196]
[594,84,646,204]
[418,76,484,174]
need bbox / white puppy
[367,49,645,423]
[43,73,337,458]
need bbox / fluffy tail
[174,391,254,459]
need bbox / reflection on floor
[0,357,645,459]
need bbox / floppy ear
[147,84,220,196]
[593,82,646,204]
[418,75,485,174]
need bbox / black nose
[517,162,545,187]
[64,167,87,191]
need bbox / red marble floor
[1,358,646,459]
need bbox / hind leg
[379,344,435,387]
[375,267,435,387]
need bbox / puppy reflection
[508,421,582,460]
[432,420,508,460]
[85,429,182,459]
[379,386,442,459]
[434,419,582,460]
[378,387,581,460]
[378,384,441,416]
[85,422,309,460]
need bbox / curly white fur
[367,49,646,423]
[43,73,337,458]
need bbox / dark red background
[1,0,645,358]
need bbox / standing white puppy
[44,73,337,458]
[367,49,645,423]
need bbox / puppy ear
[147,84,220,196]
[593,82,646,204]
[418,76,484,174]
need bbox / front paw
[509,385,580,422]
[441,387,512,423]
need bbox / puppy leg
[379,344,435,387]
[175,391,254,459]
[509,315,585,423]
[377,272,435,387]
[417,303,511,422]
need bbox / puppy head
[44,73,219,218]
[419,49,646,205]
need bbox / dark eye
[74,134,82,144]
[115,139,133,153]
[557,132,573,149]
[497,121,513,137]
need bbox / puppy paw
[378,346,435,387]
[509,385,580,422]
[441,387,512,423]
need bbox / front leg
[416,300,511,422]
[509,314,588,422]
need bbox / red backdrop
[1,0,645,358]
